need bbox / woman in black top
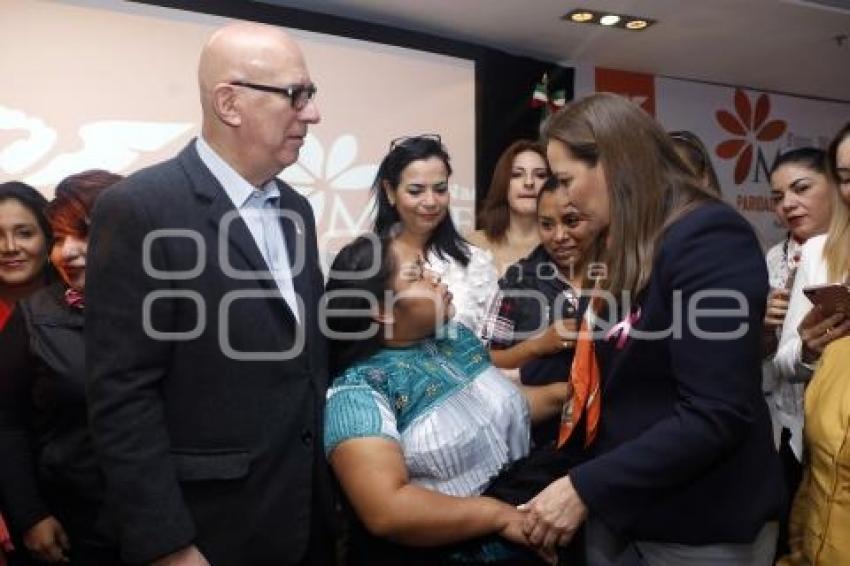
[0,170,122,565]
[490,177,600,447]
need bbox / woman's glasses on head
[389,134,442,151]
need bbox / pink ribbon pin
[605,307,641,350]
[64,288,85,310]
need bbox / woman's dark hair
[0,181,53,246]
[45,169,123,237]
[535,174,605,285]
[668,130,722,196]
[0,181,55,285]
[325,235,397,376]
[372,135,471,267]
[536,174,561,203]
[478,139,549,242]
[769,147,827,180]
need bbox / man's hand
[151,545,210,566]
[24,516,70,563]
[519,475,588,550]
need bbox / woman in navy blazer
[519,93,783,565]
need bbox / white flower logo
[0,104,193,189]
[279,133,378,227]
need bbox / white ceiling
[255,0,850,101]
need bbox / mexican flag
[531,74,549,108]
[531,78,549,108]
[530,73,566,116]
[550,89,566,108]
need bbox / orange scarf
[557,314,601,448]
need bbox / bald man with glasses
[85,22,334,566]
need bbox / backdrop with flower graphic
[715,90,788,185]
[658,77,848,248]
[0,0,476,269]
[582,67,850,248]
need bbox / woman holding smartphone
[774,122,850,565]
[762,147,834,557]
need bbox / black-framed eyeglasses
[389,133,442,151]
[229,81,317,111]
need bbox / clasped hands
[500,475,588,564]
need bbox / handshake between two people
[495,475,588,565]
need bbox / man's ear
[382,181,396,207]
[212,84,242,127]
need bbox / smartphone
[803,284,850,316]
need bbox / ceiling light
[570,11,595,22]
[562,9,656,31]
[625,19,648,30]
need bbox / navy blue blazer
[569,202,783,544]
